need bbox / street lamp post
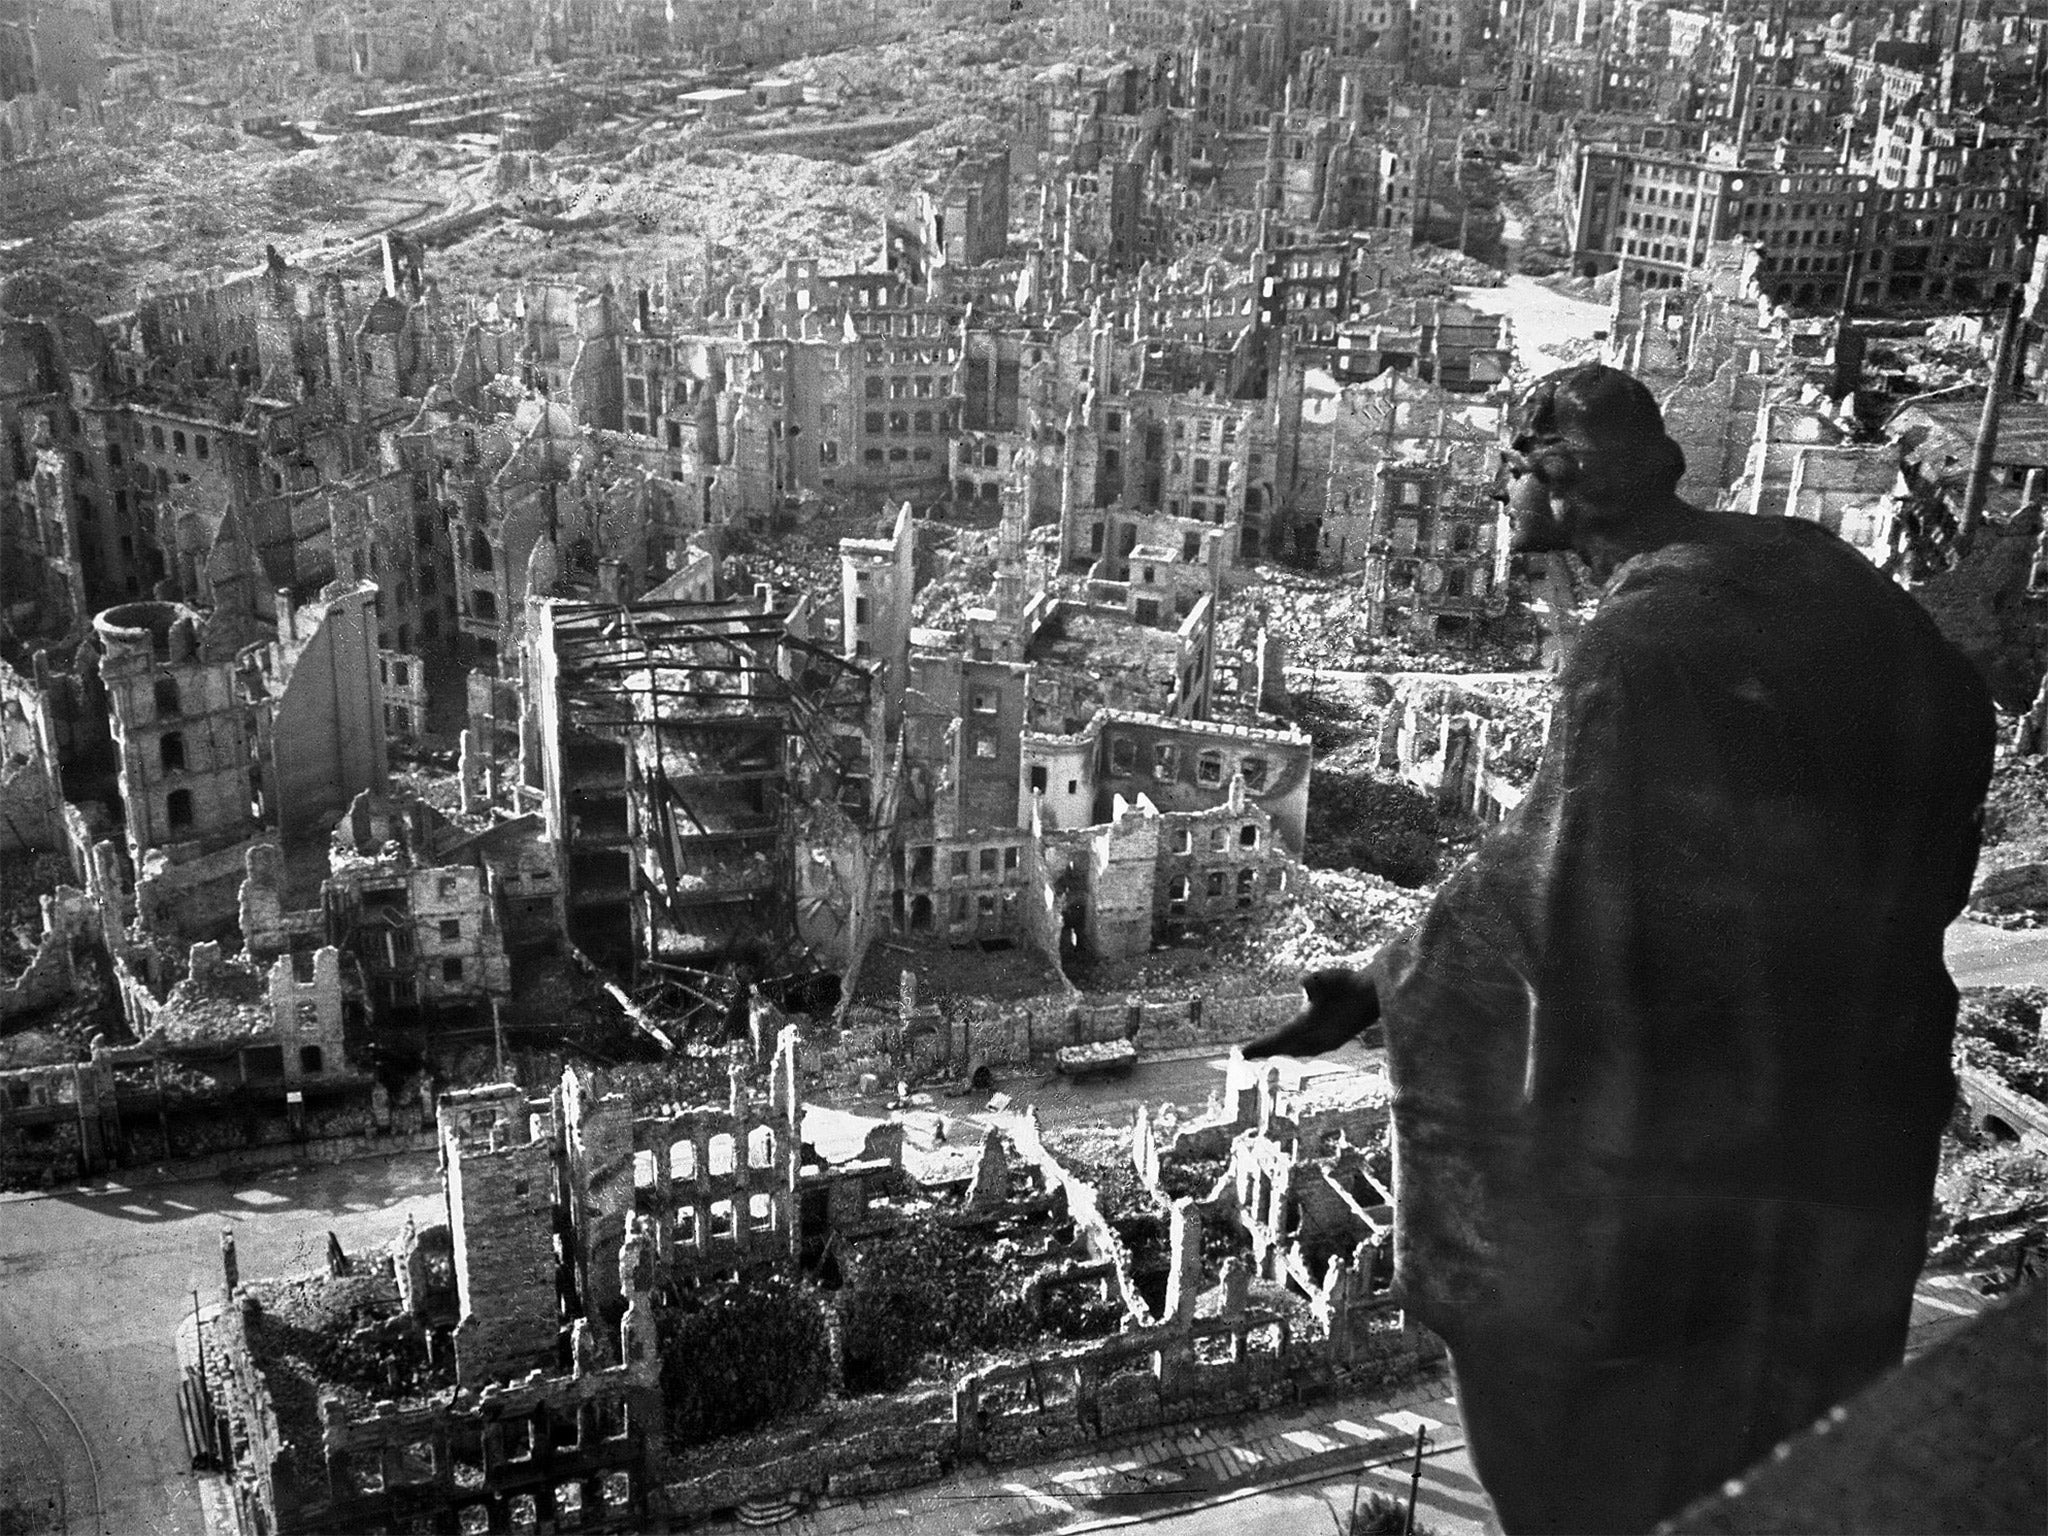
[1405,1426,1430,1534]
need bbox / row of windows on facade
[1085,519,1224,559]
[1167,866,1284,910]
[451,1470,635,1535]
[861,409,949,436]
[863,374,945,400]
[122,422,213,461]
[1098,411,1244,449]
[840,445,937,468]
[620,415,692,448]
[648,1126,779,1184]
[1103,737,1272,791]
[899,843,1025,885]
[622,373,711,407]
[671,1191,777,1247]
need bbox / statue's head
[1504,364,1687,554]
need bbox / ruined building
[527,590,878,976]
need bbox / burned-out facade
[528,592,878,975]
[199,1023,1441,1534]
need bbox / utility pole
[1405,1426,1430,1533]
[1958,287,2026,557]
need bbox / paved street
[944,915,2038,1136]
[954,1039,1379,1133]
[1945,920,2048,989]
[1122,1407,1496,1536]
[0,1153,444,1535]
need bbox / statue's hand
[1241,968,1382,1059]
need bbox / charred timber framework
[536,600,875,983]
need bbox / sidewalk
[176,1304,242,1536]
[688,1373,1461,1536]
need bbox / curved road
[0,1353,101,1535]
[0,1154,444,1536]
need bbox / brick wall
[443,1090,562,1387]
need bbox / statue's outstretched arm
[1241,967,1381,1059]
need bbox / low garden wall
[660,1288,1442,1524]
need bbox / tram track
[0,1349,103,1535]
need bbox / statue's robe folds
[1372,513,1995,1532]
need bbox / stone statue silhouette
[1248,364,1995,1533]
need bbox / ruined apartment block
[530,592,877,976]
[96,600,260,932]
[324,794,514,1015]
[199,1011,1438,1533]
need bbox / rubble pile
[1412,247,1506,289]
[911,522,999,630]
[244,1273,435,1454]
[1073,866,1427,1000]
[1224,573,1532,673]
[4,112,468,318]
[1391,673,1555,786]
[1931,987,2048,1267]
[774,23,1063,121]
[1932,1133,2048,1272]
[1980,754,2048,863]
[544,148,892,280]
[1955,986,2048,1104]
[1157,1153,1229,1203]
[719,515,876,607]
[1969,756,2048,920]
[660,1276,831,1446]
[0,850,66,980]
[1304,768,1444,886]
[865,113,1019,185]
[837,1214,1052,1393]
[1261,867,1429,973]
